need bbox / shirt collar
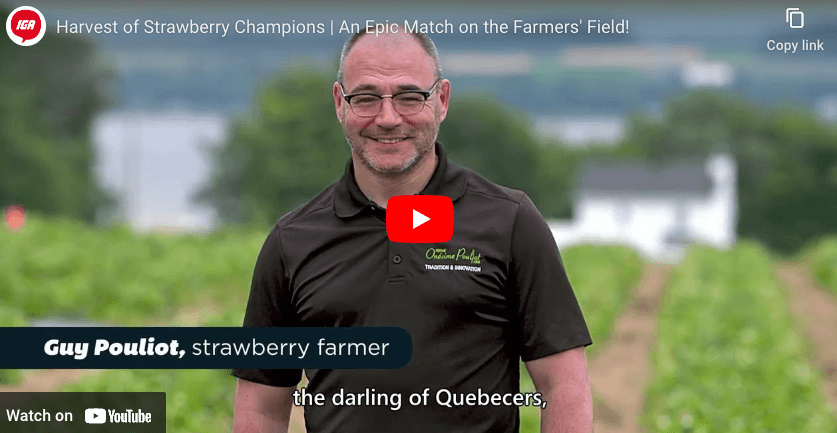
[334,141,467,219]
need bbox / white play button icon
[386,195,453,243]
[412,209,430,229]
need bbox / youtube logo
[85,408,106,424]
[387,195,453,243]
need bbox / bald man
[232,25,593,433]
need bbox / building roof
[577,158,712,196]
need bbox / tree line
[1,4,116,222]
[196,67,837,254]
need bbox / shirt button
[392,255,402,264]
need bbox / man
[232,24,593,433]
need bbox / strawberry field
[2,218,836,432]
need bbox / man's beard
[346,134,434,176]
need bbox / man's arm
[233,378,295,433]
[525,346,593,433]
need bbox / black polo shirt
[232,142,592,433]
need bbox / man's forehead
[353,30,418,48]
[342,32,435,88]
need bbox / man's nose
[375,98,402,126]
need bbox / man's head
[333,25,450,176]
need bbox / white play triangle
[412,209,430,229]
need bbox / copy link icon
[5,6,46,46]
[85,408,106,424]
[786,8,804,29]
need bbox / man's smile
[366,136,411,144]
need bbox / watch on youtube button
[386,195,453,243]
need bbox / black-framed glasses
[341,80,441,117]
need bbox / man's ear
[333,81,346,123]
[437,79,451,123]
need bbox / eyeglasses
[340,80,441,117]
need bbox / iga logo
[6,6,46,46]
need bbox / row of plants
[519,244,644,432]
[0,216,261,386]
[803,237,837,298]
[2,217,646,432]
[57,244,642,433]
[1,216,643,348]
[642,243,837,433]
[0,216,263,324]
[0,305,28,385]
[59,310,242,433]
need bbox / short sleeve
[510,194,592,362]
[231,225,303,387]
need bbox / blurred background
[1,1,837,432]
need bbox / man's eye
[395,94,424,103]
[352,95,380,105]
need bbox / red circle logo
[6,6,46,46]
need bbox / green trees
[198,68,565,225]
[199,64,836,254]
[439,94,576,219]
[439,95,540,199]
[194,65,348,226]
[621,90,837,254]
[0,5,115,221]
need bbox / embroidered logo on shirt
[424,247,482,272]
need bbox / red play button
[386,195,453,243]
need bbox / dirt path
[587,263,671,433]
[777,263,837,416]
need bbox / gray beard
[346,135,433,177]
